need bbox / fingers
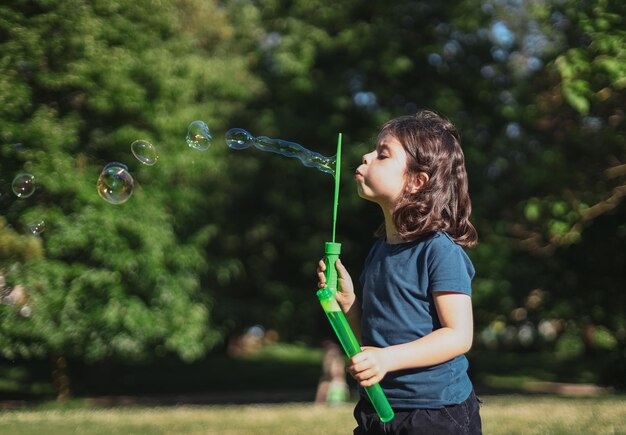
[318,259,326,273]
[348,348,386,387]
[348,363,382,387]
[334,259,354,291]
[349,352,374,373]
[354,372,381,387]
[317,258,352,290]
[335,258,347,274]
[317,259,326,288]
[335,259,350,282]
[358,375,382,387]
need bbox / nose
[362,151,374,164]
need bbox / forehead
[377,132,403,149]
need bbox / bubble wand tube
[316,133,394,423]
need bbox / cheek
[389,171,408,191]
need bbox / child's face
[355,133,410,208]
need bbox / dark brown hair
[379,110,478,247]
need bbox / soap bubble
[186,120,213,151]
[131,139,159,165]
[12,173,36,198]
[225,128,254,150]
[226,128,336,175]
[97,162,134,205]
[254,136,336,175]
[226,128,337,175]
[28,220,46,236]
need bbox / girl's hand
[348,346,390,387]
[316,258,328,289]
[317,258,356,312]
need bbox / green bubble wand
[316,133,394,423]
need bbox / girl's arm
[317,258,362,341]
[349,292,473,387]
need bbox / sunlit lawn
[1,346,624,433]
[1,395,625,434]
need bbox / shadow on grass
[0,343,326,407]
[0,345,619,408]
[468,349,615,396]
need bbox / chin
[358,193,377,204]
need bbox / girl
[317,110,482,434]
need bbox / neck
[381,206,403,244]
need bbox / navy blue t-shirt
[359,232,475,409]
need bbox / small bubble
[131,140,159,165]
[225,128,254,150]
[427,53,443,66]
[505,122,522,139]
[28,220,46,236]
[97,162,134,205]
[20,305,32,317]
[12,173,36,198]
[186,120,213,151]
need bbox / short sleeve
[426,234,475,295]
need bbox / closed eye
[376,143,391,160]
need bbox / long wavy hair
[379,110,478,248]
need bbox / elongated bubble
[97,162,134,205]
[131,139,159,165]
[227,129,336,176]
[253,136,336,176]
[225,128,254,150]
[186,120,212,151]
[12,173,36,198]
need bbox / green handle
[320,135,393,421]
[324,242,342,294]
[317,287,395,422]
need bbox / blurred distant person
[315,341,349,406]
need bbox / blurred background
[0,0,624,406]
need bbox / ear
[408,172,429,194]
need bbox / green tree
[498,0,626,383]
[0,0,262,399]
[438,0,625,378]
[221,0,626,385]
[216,0,485,341]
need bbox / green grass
[1,345,625,433]
[0,403,354,434]
[1,344,624,435]
[480,395,626,435]
[0,396,624,434]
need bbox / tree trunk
[51,353,71,401]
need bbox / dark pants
[353,390,482,435]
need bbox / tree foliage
[1,0,625,396]
[0,0,263,398]
[220,0,626,382]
